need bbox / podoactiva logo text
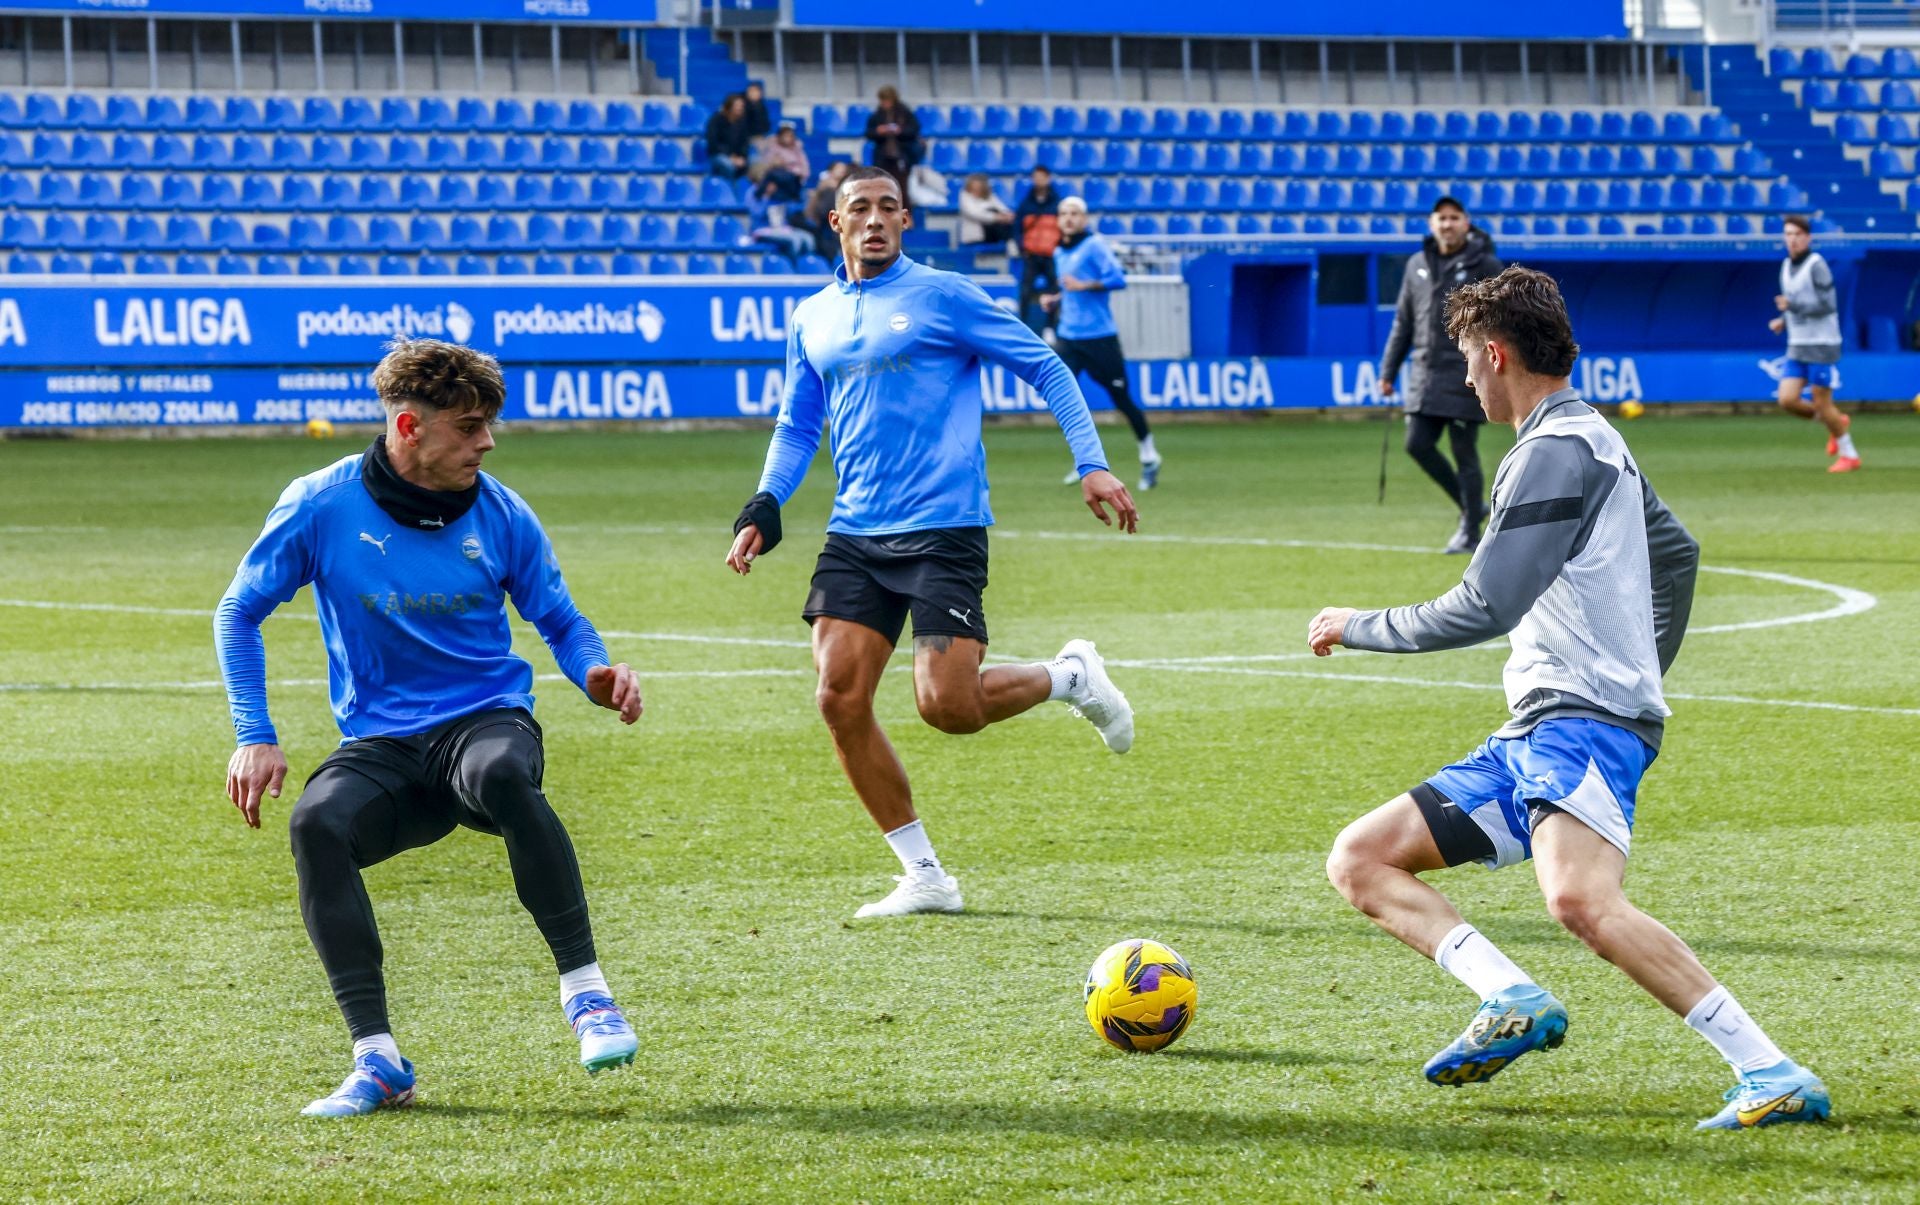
[493,301,665,345]
[296,302,470,349]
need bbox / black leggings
[1055,334,1152,442]
[1405,413,1485,519]
[288,708,595,1039]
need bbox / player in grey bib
[1768,216,1860,472]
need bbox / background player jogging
[216,340,645,1117]
[1309,267,1830,1132]
[1043,195,1162,490]
[1769,215,1861,473]
[725,166,1139,919]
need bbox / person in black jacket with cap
[1380,197,1504,553]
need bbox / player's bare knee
[1543,886,1613,946]
[815,680,872,731]
[1325,826,1378,901]
[915,687,985,734]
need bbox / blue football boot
[1696,1059,1830,1131]
[1423,984,1568,1086]
[1138,457,1161,491]
[567,991,638,1074]
[301,1051,416,1117]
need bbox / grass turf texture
[2,414,1917,1202]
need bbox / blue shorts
[1782,359,1836,388]
[1421,719,1656,869]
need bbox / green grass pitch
[2,412,1916,1201]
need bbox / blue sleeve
[945,275,1110,475]
[1090,240,1127,291]
[215,480,315,746]
[503,499,609,693]
[755,320,828,505]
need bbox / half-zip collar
[834,253,915,294]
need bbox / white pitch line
[0,525,108,534]
[0,668,823,694]
[1692,565,1877,633]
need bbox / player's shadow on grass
[658,1101,1900,1174]
[1488,916,1920,967]
[953,909,1334,942]
[1165,1046,1371,1067]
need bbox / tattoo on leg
[915,635,954,654]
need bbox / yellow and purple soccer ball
[1084,938,1196,1053]
[305,417,336,439]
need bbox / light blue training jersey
[215,453,609,745]
[756,254,1109,536]
[1051,232,1127,341]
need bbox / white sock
[883,819,943,878]
[1685,985,1789,1075]
[560,961,612,1007]
[352,1033,402,1066]
[1138,434,1159,463]
[1045,653,1085,702]
[1836,432,1857,458]
[1434,923,1534,1001]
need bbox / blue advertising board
[0,281,819,368]
[788,0,1625,40]
[5,352,1913,431]
[0,1,656,23]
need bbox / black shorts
[803,527,989,645]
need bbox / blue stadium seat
[1769,47,1799,77]
[1835,80,1873,110]
[308,135,349,168]
[416,254,452,276]
[1378,111,1408,141]
[1137,143,1168,173]
[438,176,479,211]
[1690,146,1723,173]
[46,252,88,274]
[1162,214,1193,235]
[1347,111,1378,141]
[21,93,67,130]
[209,252,247,275]
[1725,214,1754,235]
[1882,81,1919,111]
[1885,47,1920,78]
[132,252,169,275]
[1802,48,1839,77]
[326,215,368,251]
[1214,180,1246,211]
[685,253,720,275]
[609,252,644,275]
[1596,215,1625,236]
[287,217,324,249]
[1333,144,1365,174]
[1660,215,1687,235]
[409,216,451,251]
[1367,145,1398,174]
[1081,178,1114,209]
[528,253,563,275]
[1700,178,1730,208]
[1844,52,1880,78]
[1510,180,1540,211]
[1564,216,1593,235]
[1800,79,1839,109]
[249,221,287,251]
[122,213,161,249]
[1637,180,1666,210]
[559,214,598,248]
[1699,113,1735,141]
[1652,144,1683,174]
[456,254,491,275]
[1878,113,1918,145]
[289,253,326,275]
[566,253,603,274]
[1833,113,1873,144]
[719,252,755,275]
[514,176,551,209]
[1568,110,1597,141]
[332,254,371,275]
[1536,110,1567,141]
[490,254,528,275]
[1689,215,1717,235]
[81,213,122,249]
[1870,145,1905,176]
[1397,146,1429,176]
[648,253,682,275]
[1669,179,1697,209]
[1730,179,1761,208]
[476,175,514,208]
[1348,180,1378,210]
[162,214,208,252]
[372,253,410,275]
[527,214,564,248]
[1434,111,1466,142]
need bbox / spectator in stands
[1379,196,1504,554]
[798,160,853,261]
[958,173,1015,248]
[754,122,811,205]
[863,86,921,204]
[1015,165,1063,334]
[705,93,752,181]
[742,82,772,140]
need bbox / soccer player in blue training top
[216,339,645,1117]
[1310,267,1830,1131]
[725,166,1139,919]
[1042,195,1161,490]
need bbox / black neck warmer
[1790,249,1812,267]
[360,435,479,530]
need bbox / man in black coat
[1379,197,1504,553]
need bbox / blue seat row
[0,131,701,172]
[1770,46,1920,80]
[820,102,1733,143]
[0,170,752,213]
[1103,212,1783,238]
[924,138,1753,178]
[5,250,829,276]
[995,174,1797,215]
[1801,78,1920,112]
[0,93,707,136]
[0,211,757,253]
[1835,112,1920,146]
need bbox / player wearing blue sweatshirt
[726,168,1141,919]
[215,341,644,1117]
[1043,196,1161,489]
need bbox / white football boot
[1056,638,1134,754]
[854,873,964,919]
